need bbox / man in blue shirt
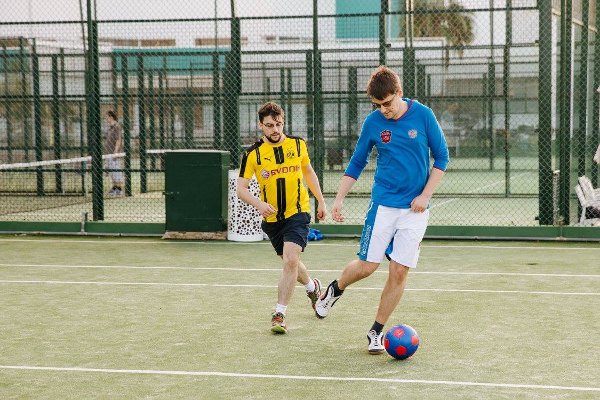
[316,66,449,354]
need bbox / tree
[412,0,474,57]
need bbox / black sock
[371,321,384,334]
[332,280,344,296]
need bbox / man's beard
[264,134,281,144]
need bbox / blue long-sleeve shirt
[345,99,449,209]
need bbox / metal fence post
[538,0,553,225]
[503,1,512,196]
[148,70,156,169]
[487,61,495,171]
[592,0,600,187]
[32,42,43,196]
[137,54,147,193]
[312,0,324,212]
[416,63,426,101]
[379,0,388,66]
[314,50,325,194]
[2,44,13,163]
[286,68,293,134]
[223,16,241,168]
[122,56,132,197]
[558,0,573,224]
[59,48,67,150]
[86,6,104,220]
[19,37,30,161]
[183,87,194,147]
[158,69,166,171]
[279,68,286,115]
[52,54,62,192]
[111,53,118,110]
[575,0,590,219]
[347,66,357,156]
[403,48,416,99]
[306,50,313,151]
[212,52,222,149]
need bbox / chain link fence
[1,0,599,231]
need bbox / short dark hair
[257,101,284,123]
[106,110,118,121]
[366,66,402,100]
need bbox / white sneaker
[367,329,384,354]
[315,280,342,319]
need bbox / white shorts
[358,203,429,268]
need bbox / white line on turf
[0,279,598,296]
[0,365,598,392]
[0,238,598,251]
[1,263,599,278]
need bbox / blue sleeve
[344,119,374,179]
[426,108,450,171]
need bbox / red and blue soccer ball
[384,324,419,360]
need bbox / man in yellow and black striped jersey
[237,101,327,334]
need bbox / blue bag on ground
[307,228,324,241]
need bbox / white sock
[304,278,315,292]
[275,304,287,315]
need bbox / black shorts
[261,212,311,256]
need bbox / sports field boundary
[0,280,598,297]
[1,365,599,393]
[2,262,600,277]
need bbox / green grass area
[0,236,599,399]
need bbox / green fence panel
[0,0,599,234]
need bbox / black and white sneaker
[315,280,342,319]
[367,329,384,354]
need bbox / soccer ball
[384,324,419,360]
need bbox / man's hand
[256,201,277,218]
[331,199,345,222]
[410,194,431,213]
[316,200,328,221]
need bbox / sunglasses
[372,93,397,109]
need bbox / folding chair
[575,184,600,226]
[577,176,600,201]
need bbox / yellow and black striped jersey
[239,135,311,222]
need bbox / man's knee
[358,259,380,277]
[389,261,410,283]
[282,243,302,271]
[283,253,299,265]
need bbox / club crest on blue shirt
[380,130,392,143]
[408,129,418,139]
